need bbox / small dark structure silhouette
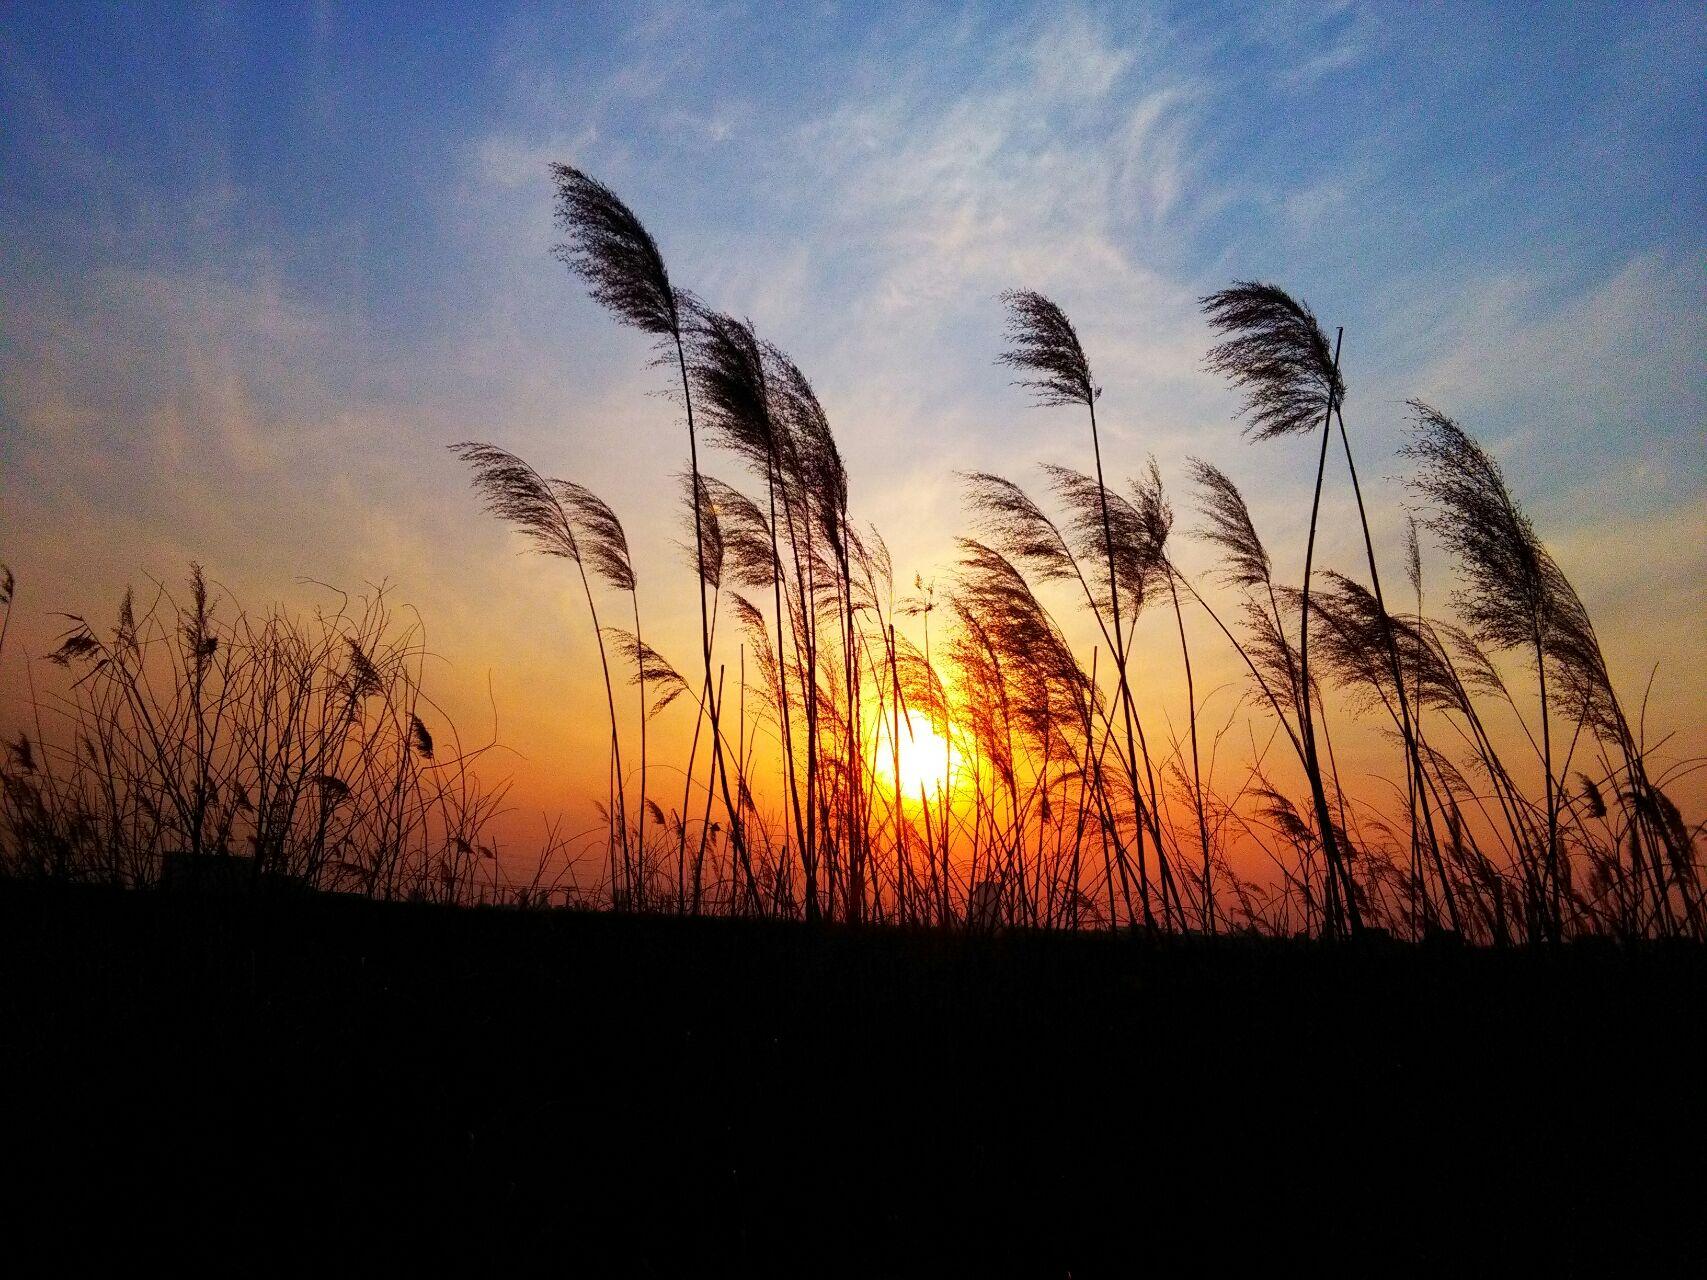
[159,852,309,896]
[159,852,257,894]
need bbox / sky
[2,1,1703,858]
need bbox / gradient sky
[3,2,1703,855]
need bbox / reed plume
[1406,401,1699,935]
[11,162,1702,945]
[555,481,636,594]
[1044,464,1168,615]
[960,472,1080,584]
[1188,459,1273,589]
[690,310,819,914]
[448,444,580,560]
[606,630,690,720]
[1201,283,1344,442]
[1201,280,1357,937]
[0,564,15,666]
[1403,402,1565,935]
[551,164,750,911]
[1402,404,1554,655]
[452,442,636,898]
[1133,460,1217,930]
[997,290,1096,408]
[680,474,727,590]
[550,164,681,340]
[1001,290,1166,927]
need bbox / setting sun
[877,710,959,803]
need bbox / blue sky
[2,1,1702,823]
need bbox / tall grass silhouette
[1,571,515,900]
[4,168,1700,943]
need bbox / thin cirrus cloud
[0,2,1701,835]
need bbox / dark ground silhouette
[3,881,1700,1274]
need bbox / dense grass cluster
[0,572,525,904]
[2,167,1699,943]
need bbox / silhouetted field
[7,167,1701,946]
[4,881,1699,1274]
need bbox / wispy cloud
[1403,250,1704,507]
[1249,0,1380,89]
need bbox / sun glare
[878,710,958,803]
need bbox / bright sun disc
[879,710,957,802]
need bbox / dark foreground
[3,883,1701,1275]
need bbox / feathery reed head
[555,479,635,593]
[692,312,781,473]
[1404,515,1423,601]
[49,621,102,668]
[952,539,1087,712]
[451,442,580,562]
[549,164,680,338]
[345,638,384,702]
[1254,786,1313,846]
[681,472,726,589]
[1187,458,1272,589]
[998,290,1096,409]
[606,628,690,718]
[1127,457,1175,562]
[1577,773,1607,820]
[1405,407,1632,741]
[729,594,782,716]
[1045,465,1165,614]
[767,343,848,539]
[960,471,1077,582]
[1539,566,1624,739]
[1200,281,1343,440]
[699,476,776,589]
[1308,572,1425,713]
[1242,592,1303,714]
[1401,401,1550,651]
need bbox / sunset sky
[3,2,1702,856]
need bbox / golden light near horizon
[876,710,960,806]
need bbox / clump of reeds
[8,166,1697,946]
[0,570,508,903]
[436,170,1698,944]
